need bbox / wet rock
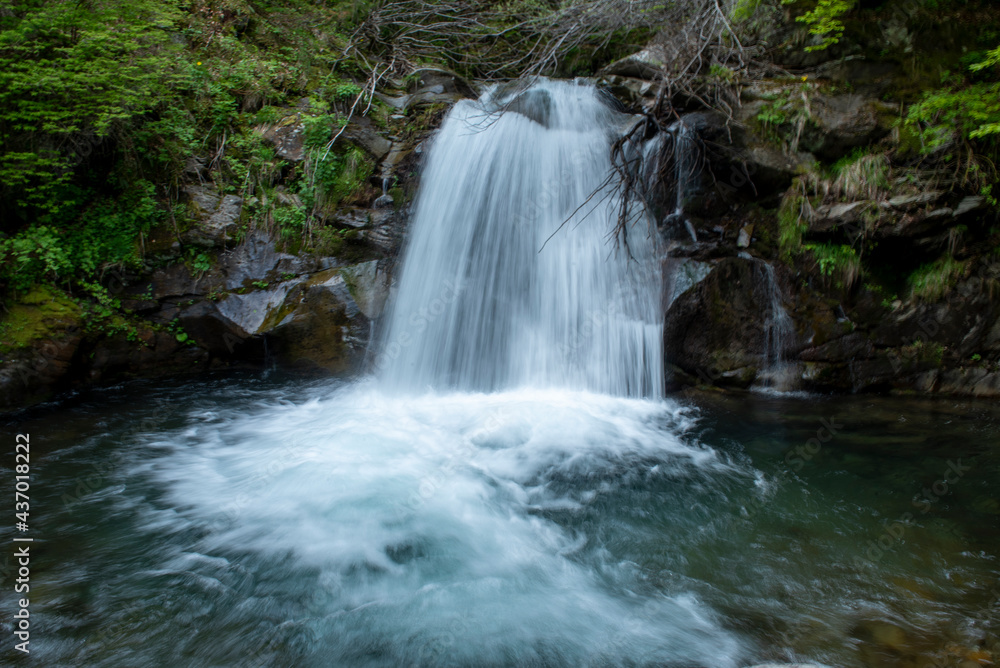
[799,332,873,362]
[937,368,1000,398]
[505,88,553,127]
[599,46,667,79]
[663,257,713,307]
[88,328,209,384]
[176,300,252,357]
[664,257,775,386]
[340,260,391,320]
[217,229,337,290]
[598,75,658,110]
[363,209,404,255]
[260,114,306,161]
[182,187,243,248]
[266,271,369,372]
[216,281,304,335]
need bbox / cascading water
[643,119,700,243]
[753,260,796,391]
[378,80,663,398]
[15,87,1000,668]
[29,80,755,668]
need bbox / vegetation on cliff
[2,0,1000,400]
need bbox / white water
[754,261,797,391]
[123,81,749,666]
[377,80,663,398]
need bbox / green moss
[0,286,83,353]
[907,256,968,301]
[778,190,809,258]
[830,150,890,200]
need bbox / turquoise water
[3,373,998,667]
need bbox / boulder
[664,257,782,387]
[260,114,306,161]
[0,286,84,410]
[341,117,393,162]
[216,280,304,335]
[599,46,668,79]
[505,88,553,127]
[176,300,253,357]
[182,186,243,248]
[340,260,391,320]
[266,271,370,372]
[738,83,894,162]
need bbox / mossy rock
[0,286,83,354]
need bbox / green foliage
[708,64,737,82]
[906,47,1000,154]
[804,242,861,288]
[831,150,889,200]
[332,82,363,101]
[315,147,374,212]
[907,256,968,301]
[186,249,213,276]
[731,0,765,22]
[0,0,183,219]
[778,190,808,258]
[274,205,307,239]
[0,180,161,291]
[781,0,855,51]
[756,94,790,128]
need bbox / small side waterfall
[378,79,663,397]
[642,120,700,243]
[754,261,796,390]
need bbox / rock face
[182,185,243,247]
[267,271,370,373]
[147,234,393,371]
[664,257,797,389]
[597,53,1000,399]
[0,224,399,411]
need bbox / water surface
[4,374,998,667]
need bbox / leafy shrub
[804,242,861,288]
[0,181,162,291]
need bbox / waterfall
[378,79,663,397]
[754,260,796,390]
[643,119,700,243]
